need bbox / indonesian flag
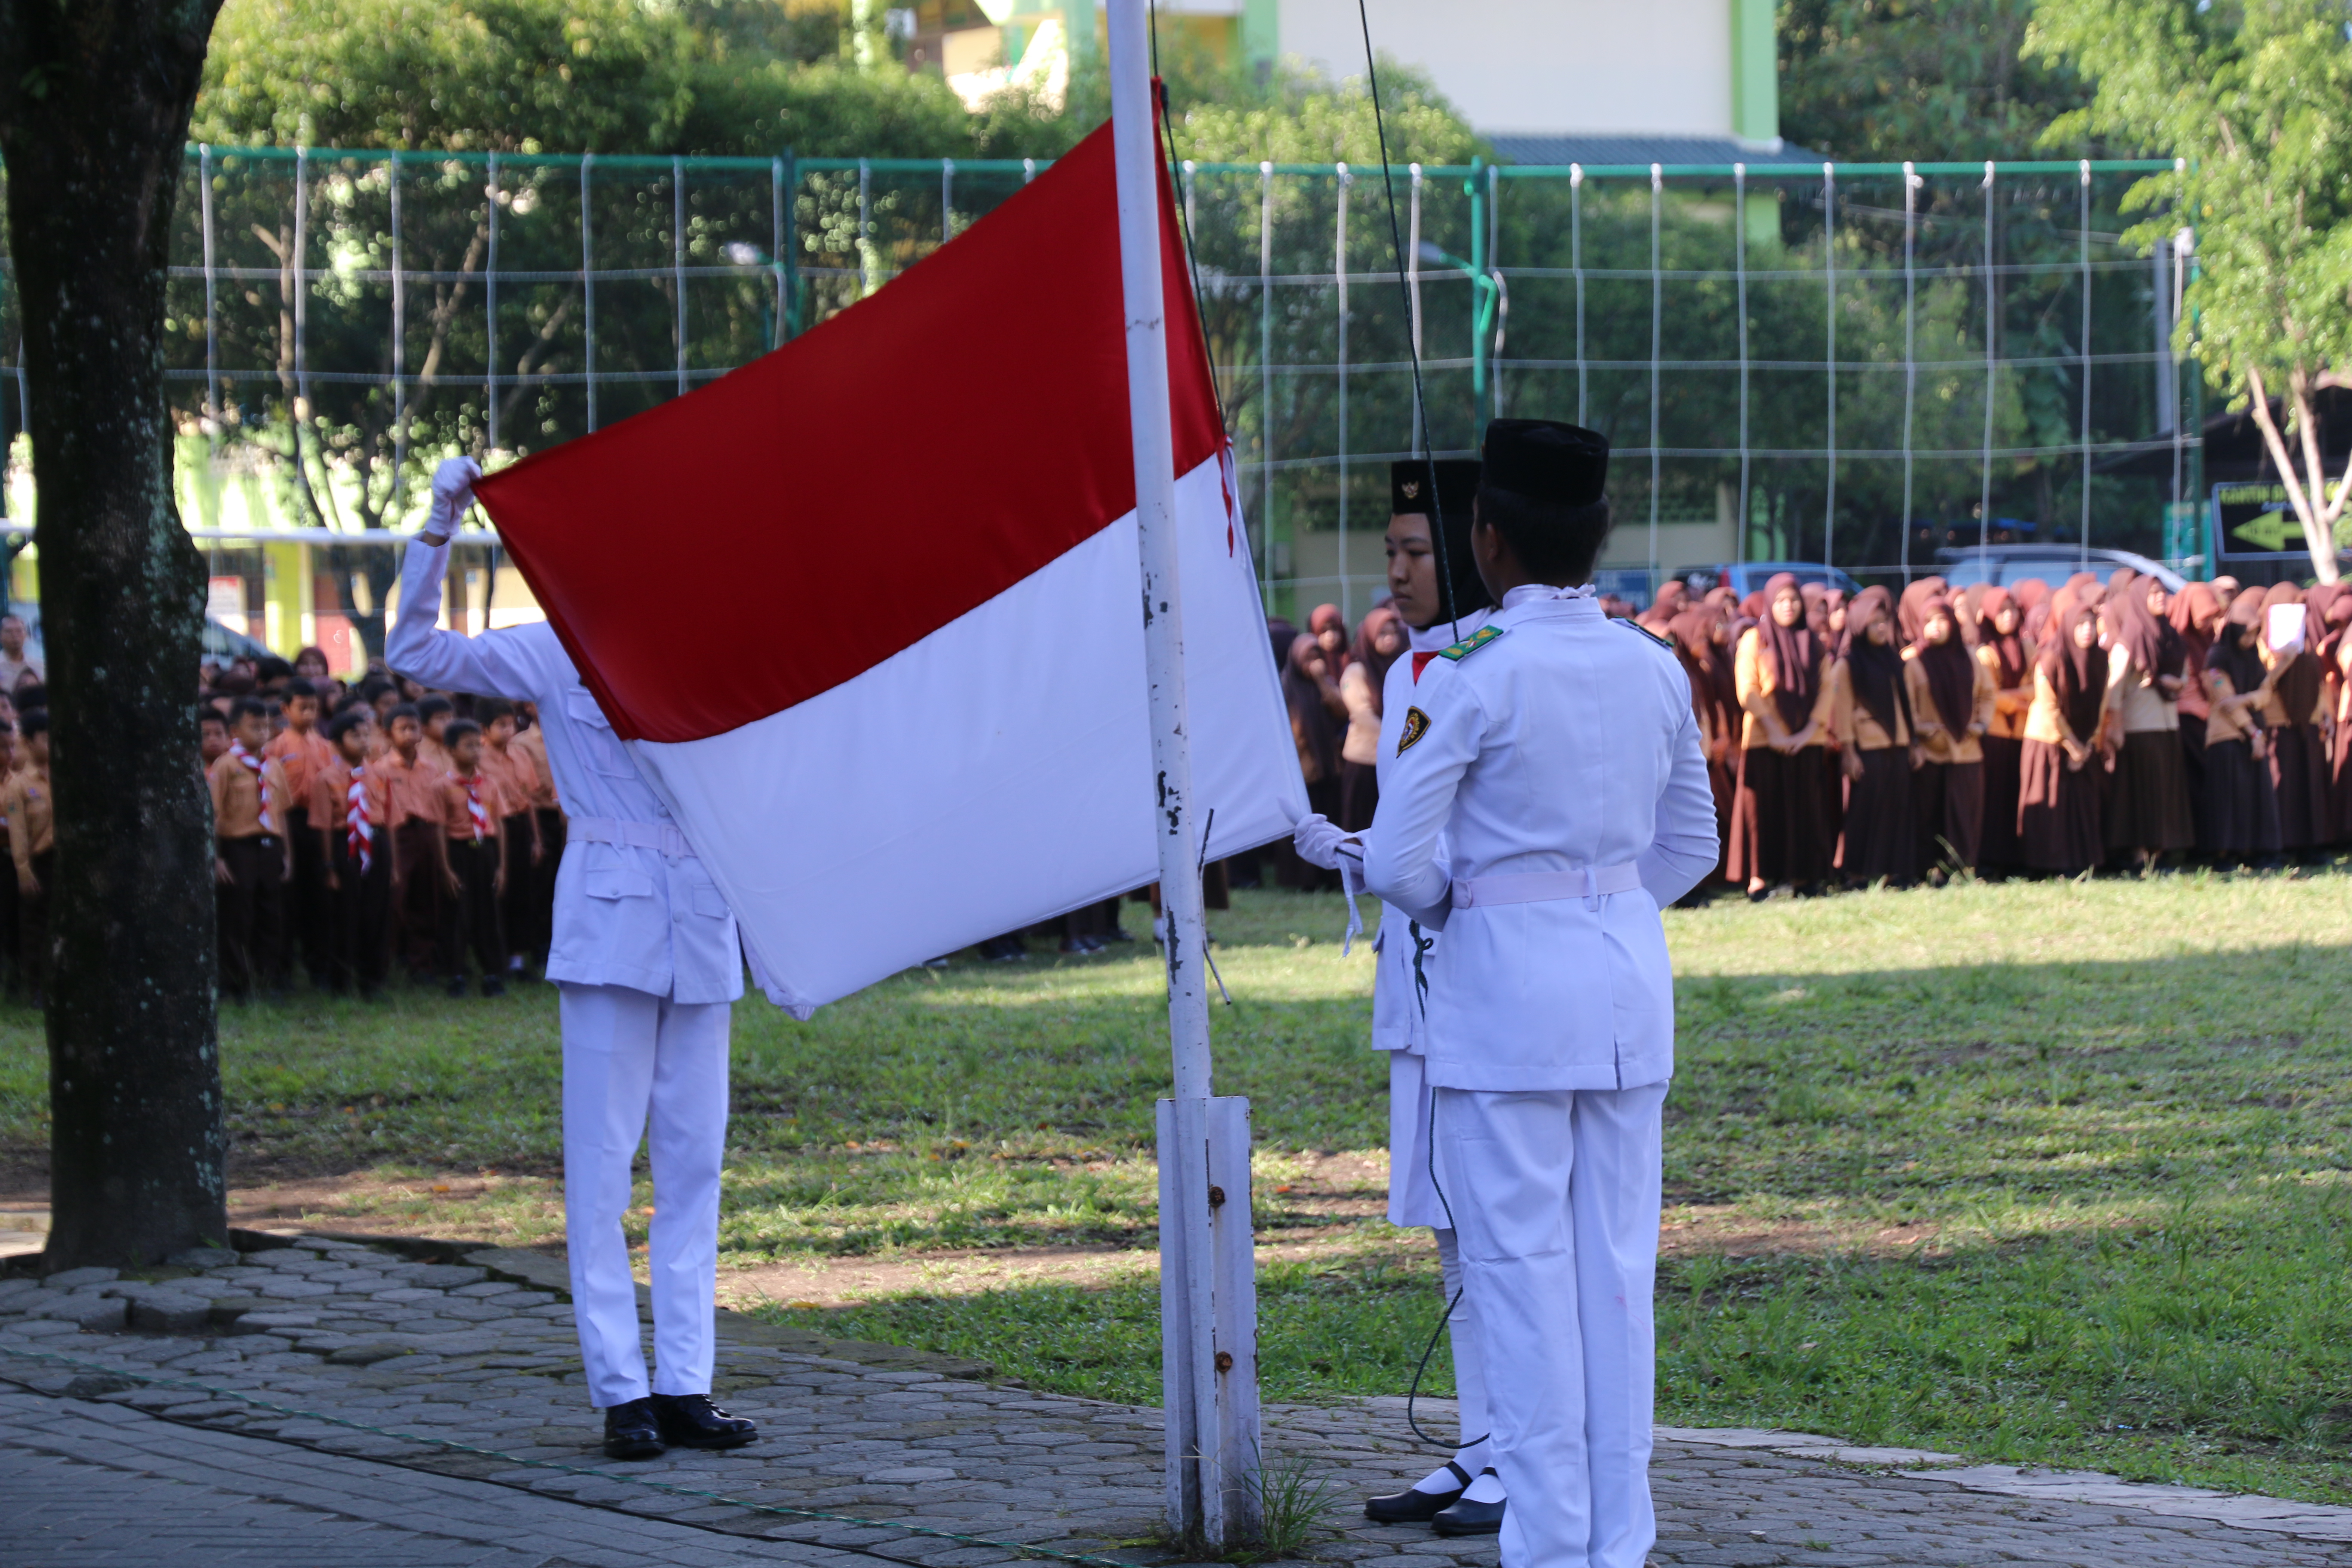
[475,118,1305,1015]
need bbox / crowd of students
[198,647,563,1000]
[1280,570,2352,898]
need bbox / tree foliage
[1779,0,2105,162]
[2029,0,2352,579]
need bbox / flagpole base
[1158,1094,1262,1548]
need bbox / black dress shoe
[649,1391,758,1449]
[1364,1460,1469,1523]
[603,1398,665,1460]
[1431,1474,1506,1537]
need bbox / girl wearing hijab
[1671,603,1740,889]
[2316,585,2352,841]
[1974,586,2034,874]
[1337,607,1404,832]
[2018,599,2111,876]
[1730,572,1837,897]
[2100,571,2195,870]
[1278,634,1348,889]
[2200,593,2282,864]
[1309,603,1352,675]
[1828,586,1915,887]
[2256,582,2332,854]
[2169,582,2223,850]
[1902,594,1994,876]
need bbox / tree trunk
[0,0,229,1266]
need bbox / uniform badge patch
[1397,707,1431,754]
[1435,625,1505,662]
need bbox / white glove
[1292,812,1353,872]
[424,456,484,539]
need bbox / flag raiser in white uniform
[1362,568,1718,1568]
[387,484,742,1418]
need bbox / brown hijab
[2208,592,2268,701]
[2169,581,2221,672]
[1839,585,1910,737]
[1978,585,2032,689]
[1914,594,1978,735]
[1758,572,1824,731]
[1350,606,1403,708]
[1669,605,1737,739]
[2040,600,2108,740]
[2261,582,2324,723]
[1283,634,1342,784]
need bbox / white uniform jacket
[1362,590,1717,1092]
[386,539,745,1005]
[1368,611,1491,1054]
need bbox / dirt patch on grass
[1662,1205,1946,1259]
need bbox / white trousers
[1431,1227,1492,1456]
[559,981,732,1408]
[1433,1083,1669,1568]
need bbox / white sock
[1461,1466,1507,1504]
[1410,1460,1467,1495]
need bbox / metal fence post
[1981,162,1996,554]
[1486,162,1502,419]
[1335,162,1351,622]
[294,148,311,434]
[1901,162,1918,584]
[1571,165,1586,427]
[941,158,954,245]
[1648,163,1661,593]
[674,156,689,397]
[1735,163,1749,566]
[782,148,799,342]
[1406,163,1422,455]
[1823,162,1837,568]
[390,152,406,519]
[858,157,873,296]
[2079,159,2093,564]
[487,152,500,451]
[1259,160,1274,611]
[200,145,219,432]
[582,153,597,432]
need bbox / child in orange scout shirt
[435,718,509,997]
[208,697,295,1001]
[377,703,448,982]
[474,697,545,980]
[317,707,392,997]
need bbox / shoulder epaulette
[1435,625,1506,662]
[1616,617,1674,652]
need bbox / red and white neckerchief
[346,765,374,873]
[230,741,276,834]
[463,773,491,842]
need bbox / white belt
[1451,863,1642,912]
[567,815,692,859]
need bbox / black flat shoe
[603,1397,665,1460]
[1364,1460,1469,1523]
[1431,1476,1506,1538]
[649,1391,758,1449]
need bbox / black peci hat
[1480,419,1608,507]
[1390,458,1482,522]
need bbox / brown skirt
[2104,729,2196,853]
[1730,744,1834,888]
[1914,759,1985,871]
[2272,723,2334,849]
[1978,735,2024,870]
[1338,759,1380,833]
[1838,747,1914,886]
[2198,735,2281,860]
[2018,738,2102,875]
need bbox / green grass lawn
[5,874,2352,1503]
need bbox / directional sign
[2214,481,2340,560]
[2234,507,2296,551]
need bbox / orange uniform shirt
[511,723,559,809]
[479,741,539,821]
[208,744,293,839]
[374,750,447,831]
[439,768,511,842]
[263,726,335,818]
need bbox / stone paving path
[3,1232,2350,1568]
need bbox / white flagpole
[1105,3,1260,1548]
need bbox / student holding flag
[1331,420,1718,1568]
[389,456,759,1463]
[1299,455,1510,1537]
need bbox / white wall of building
[1275,0,1732,137]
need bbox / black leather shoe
[603,1398,665,1460]
[649,1391,758,1449]
[1364,1460,1469,1523]
[1431,1474,1506,1537]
